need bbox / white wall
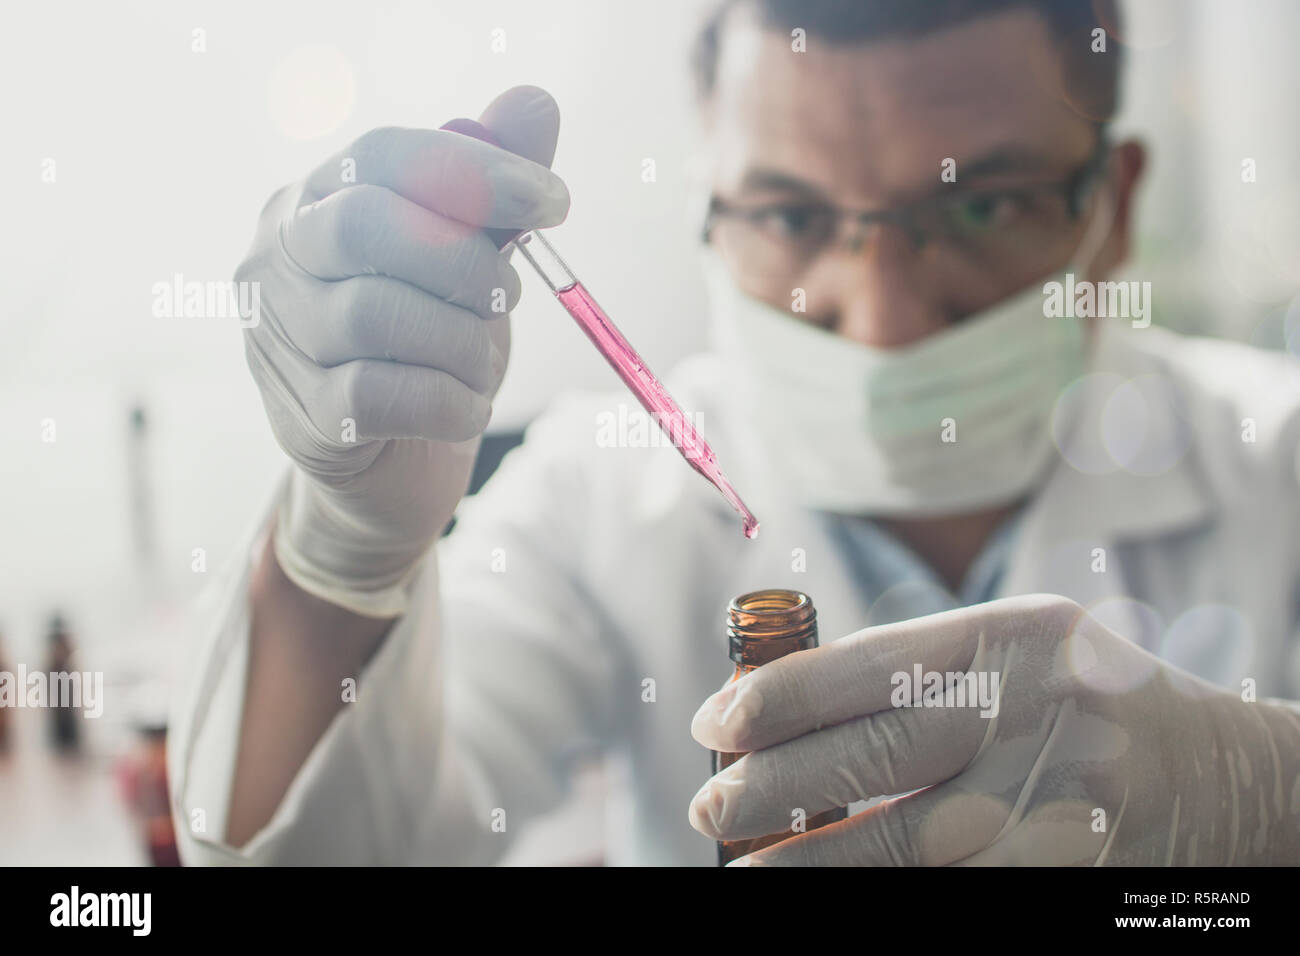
[1110,0,1300,343]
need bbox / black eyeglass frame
[701,129,1114,253]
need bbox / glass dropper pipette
[439,119,759,539]
[513,230,759,539]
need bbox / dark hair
[691,0,1123,122]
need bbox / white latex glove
[236,86,569,617]
[689,594,1300,865]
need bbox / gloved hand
[689,594,1300,865]
[236,86,569,617]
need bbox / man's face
[706,8,1136,347]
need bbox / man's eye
[753,205,828,238]
[949,193,1024,232]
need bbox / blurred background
[1,0,1297,864]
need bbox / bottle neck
[727,589,818,668]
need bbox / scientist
[170,0,1300,865]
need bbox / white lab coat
[168,320,1300,865]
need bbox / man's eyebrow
[735,145,1073,200]
[957,145,1063,180]
[735,167,829,198]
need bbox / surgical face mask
[702,216,1110,516]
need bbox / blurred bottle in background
[116,721,179,867]
[44,612,80,753]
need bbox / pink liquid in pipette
[555,282,759,539]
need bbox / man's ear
[1091,139,1147,278]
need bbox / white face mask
[703,258,1095,517]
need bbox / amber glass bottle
[711,589,847,865]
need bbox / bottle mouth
[727,590,817,660]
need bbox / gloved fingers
[301,124,569,229]
[690,701,985,842]
[288,276,506,395]
[246,295,492,454]
[484,312,511,390]
[728,786,1007,867]
[692,594,1083,754]
[478,85,562,169]
[310,358,492,444]
[243,326,381,481]
[280,184,520,319]
[691,603,990,754]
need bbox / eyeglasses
[703,135,1112,288]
